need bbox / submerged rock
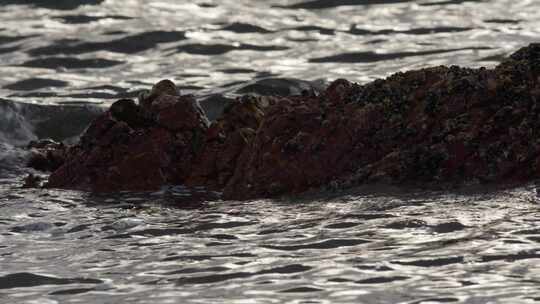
[34,44,540,199]
[22,173,43,188]
[27,139,67,172]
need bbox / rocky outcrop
[27,139,67,172]
[31,43,540,199]
[45,81,209,192]
[185,95,268,190]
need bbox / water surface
[1,1,540,303]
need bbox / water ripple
[1,0,540,302]
[29,31,186,55]
[0,273,102,289]
[310,47,492,63]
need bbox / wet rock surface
[27,139,67,172]
[36,44,540,199]
[45,80,209,192]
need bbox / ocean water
[1,1,540,303]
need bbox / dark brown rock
[22,173,43,188]
[35,43,540,200]
[154,95,209,132]
[26,139,67,172]
[221,44,540,199]
[46,92,208,192]
[109,98,150,128]
[186,95,267,190]
[139,79,180,111]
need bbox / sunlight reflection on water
[1,0,540,303]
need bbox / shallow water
[1,0,540,303]
[2,184,540,303]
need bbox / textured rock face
[45,82,209,192]
[26,139,67,172]
[34,44,540,199]
[185,95,268,190]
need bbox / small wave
[483,18,521,24]
[236,77,326,96]
[55,14,133,24]
[286,25,335,35]
[323,222,360,229]
[175,263,311,285]
[430,221,468,233]
[0,34,35,45]
[0,0,105,10]
[384,219,428,229]
[393,256,465,267]
[480,251,540,263]
[49,288,94,295]
[219,22,274,34]
[0,143,30,175]
[279,286,322,293]
[28,31,186,55]
[263,238,370,251]
[0,272,102,289]
[0,46,18,54]
[419,0,485,6]
[276,0,413,10]
[11,222,56,233]
[176,272,252,285]
[175,43,289,55]
[355,276,409,284]
[20,57,124,70]
[0,99,37,146]
[3,78,68,91]
[218,68,256,74]
[0,98,103,144]
[349,25,472,36]
[410,298,459,303]
[309,46,492,63]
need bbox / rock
[152,79,180,97]
[22,173,43,188]
[46,82,208,192]
[27,138,61,150]
[154,94,210,132]
[32,44,540,199]
[223,44,540,199]
[26,139,67,172]
[109,98,150,128]
[139,79,180,111]
[186,95,267,190]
